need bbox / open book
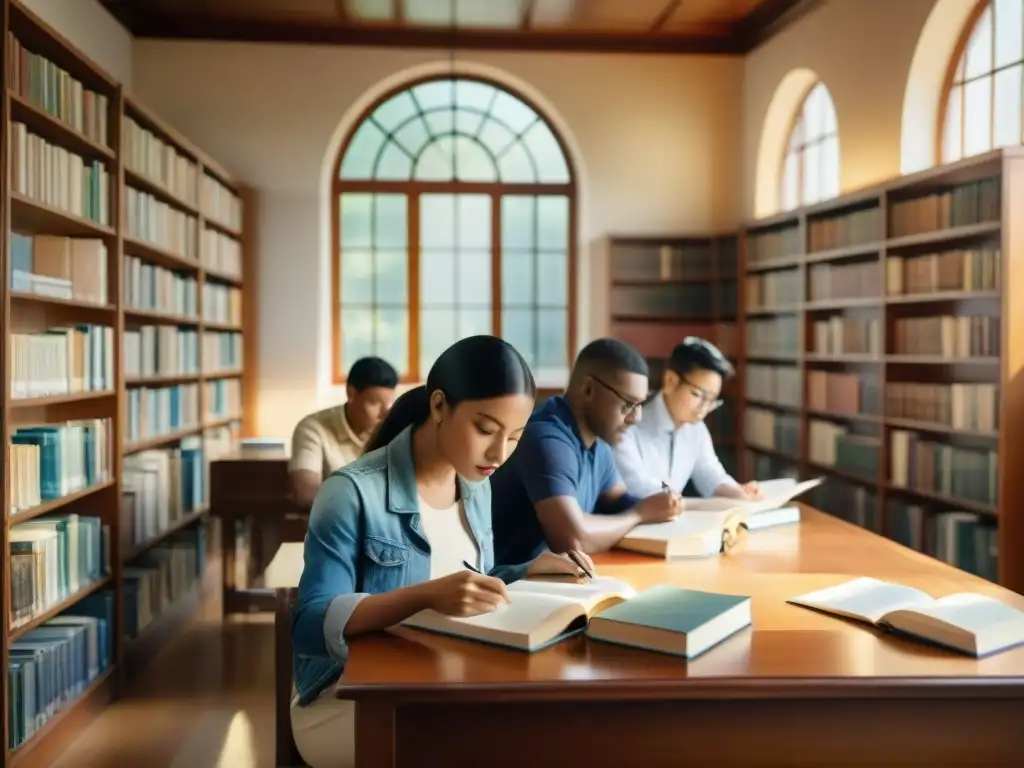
[401,576,637,652]
[616,477,821,559]
[788,577,1024,657]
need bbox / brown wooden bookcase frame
[0,2,256,764]
[737,146,1024,595]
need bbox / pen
[462,560,482,574]
[567,550,595,580]
[661,481,671,493]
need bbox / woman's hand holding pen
[527,550,596,580]
[426,569,509,616]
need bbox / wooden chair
[274,586,306,767]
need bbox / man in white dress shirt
[611,337,762,501]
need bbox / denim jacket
[291,424,530,706]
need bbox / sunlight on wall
[754,68,819,218]
[316,59,588,405]
[901,0,978,174]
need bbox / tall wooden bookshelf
[739,147,1024,594]
[1,2,251,764]
[604,234,740,479]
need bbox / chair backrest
[275,587,305,766]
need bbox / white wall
[21,0,133,88]
[130,42,745,436]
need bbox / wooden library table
[339,506,1024,767]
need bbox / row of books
[10,122,110,225]
[206,378,242,420]
[124,187,199,260]
[203,282,242,326]
[807,206,880,251]
[808,420,879,477]
[888,381,998,432]
[125,255,198,317]
[9,324,115,400]
[610,284,716,318]
[746,316,800,357]
[7,592,114,750]
[7,526,210,751]
[747,226,799,265]
[203,331,243,371]
[8,419,113,514]
[8,233,109,305]
[9,515,110,629]
[609,242,719,281]
[808,369,880,414]
[811,315,881,356]
[201,228,243,279]
[201,175,243,233]
[893,315,999,357]
[7,32,110,146]
[808,260,881,301]
[125,384,200,445]
[124,326,200,379]
[889,177,999,237]
[123,115,199,205]
[122,440,205,549]
[889,502,997,583]
[886,247,1000,295]
[891,429,997,506]
[746,269,800,310]
[746,364,800,407]
[743,408,799,456]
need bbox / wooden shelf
[1,2,255,763]
[737,147,1024,594]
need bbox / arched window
[332,76,576,383]
[942,0,1023,163]
[780,81,840,210]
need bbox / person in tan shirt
[288,357,398,508]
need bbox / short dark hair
[347,357,398,391]
[573,338,649,380]
[668,337,734,379]
[363,336,536,454]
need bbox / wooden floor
[51,594,277,767]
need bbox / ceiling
[98,0,821,54]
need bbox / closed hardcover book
[586,585,752,658]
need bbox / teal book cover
[594,585,748,634]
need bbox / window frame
[937,0,1022,165]
[779,81,840,211]
[330,74,578,385]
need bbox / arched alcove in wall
[900,0,979,174]
[753,67,820,218]
[316,60,588,394]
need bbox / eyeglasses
[589,375,645,416]
[680,377,724,413]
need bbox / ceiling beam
[736,0,823,51]
[650,1,682,33]
[127,12,745,54]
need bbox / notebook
[401,576,637,652]
[788,577,1024,658]
[586,585,752,658]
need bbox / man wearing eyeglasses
[611,337,762,501]
[490,338,683,566]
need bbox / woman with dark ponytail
[290,335,592,768]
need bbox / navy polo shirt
[490,396,634,565]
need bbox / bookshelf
[1,2,251,764]
[738,147,1024,594]
[604,235,740,480]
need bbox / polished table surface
[337,506,1024,766]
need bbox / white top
[611,391,736,498]
[418,497,480,578]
